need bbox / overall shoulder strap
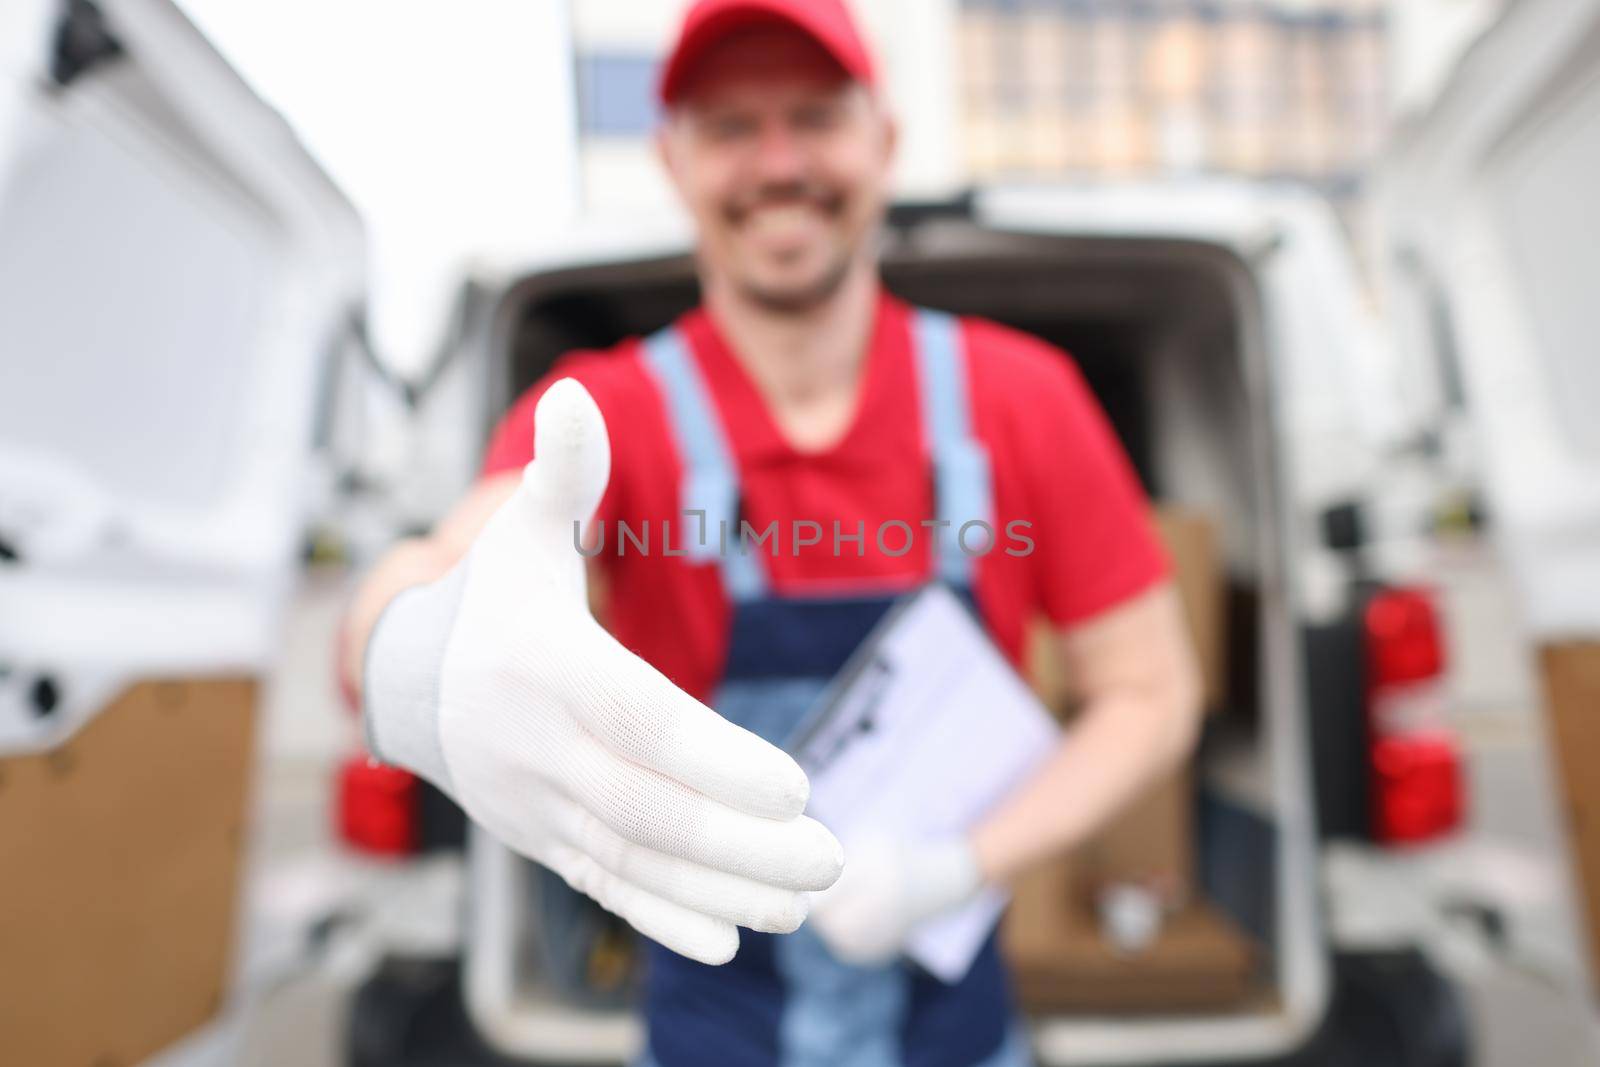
[639,324,767,603]
[910,307,994,590]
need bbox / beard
[735,247,855,314]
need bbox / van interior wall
[0,57,280,515]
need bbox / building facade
[568,0,1388,214]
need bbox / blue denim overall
[634,309,1031,1067]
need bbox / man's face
[659,25,896,312]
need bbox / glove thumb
[517,378,612,550]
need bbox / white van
[338,170,1469,1065]
[0,2,362,1064]
[1376,0,1600,990]
[19,0,1588,1064]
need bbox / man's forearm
[970,583,1203,884]
[970,679,1200,884]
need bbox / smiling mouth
[727,190,843,230]
[747,202,825,238]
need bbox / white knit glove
[809,835,981,966]
[363,379,844,965]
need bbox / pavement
[147,556,1600,1066]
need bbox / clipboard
[788,584,1060,982]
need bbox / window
[576,52,659,137]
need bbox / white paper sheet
[789,584,1060,982]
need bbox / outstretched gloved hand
[809,835,981,966]
[362,378,844,965]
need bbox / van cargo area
[400,217,1403,1067]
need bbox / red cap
[658,0,876,106]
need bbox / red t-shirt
[481,290,1166,703]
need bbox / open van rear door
[1377,0,1600,982]
[0,0,364,704]
[0,2,363,1063]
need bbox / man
[344,1,1202,1064]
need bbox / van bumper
[345,948,1468,1067]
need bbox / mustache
[724,181,843,221]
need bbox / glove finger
[543,841,740,965]
[577,637,811,821]
[542,788,810,934]
[517,378,611,543]
[558,731,843,891]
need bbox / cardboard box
[1005,890,1257,1013]
[1154,507,1227,711]
[1537,640,1600,978]
[1003,842,1257,1013]
[1005,504,1252,1009]
[0,678,258,1067]
[1026,505,1226,715]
